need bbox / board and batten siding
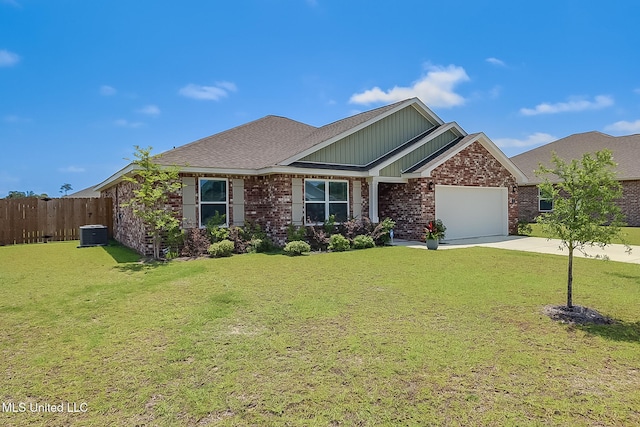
[300,106,436,166]
[379,129,459,177]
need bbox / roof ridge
[159,115,316,157]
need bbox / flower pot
[426,238,439,250]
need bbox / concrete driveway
[394,235,640,264]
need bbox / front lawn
[525,224,640,246]
[1,242,639,426]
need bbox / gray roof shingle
[510,131,640,183]
[155,99,409,170]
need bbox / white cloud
[349,64,470,108]
[58,166,86,173]
[634,88,640,95]
[306,0,318,6]
[136,104,161,116]
[494,132,557,149]
[100,85,117,96]
[114,119,144,128]
[604,120,640,134]
[520,95,614,116]
[1,0,20,8]
[0,49,20,67]
[179,82,237,101]
[486,57,506,67]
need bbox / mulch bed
[542,305,615,325]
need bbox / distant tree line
[4,190,50,199]
[3,183,73,199]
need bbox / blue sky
[1,0,640,197]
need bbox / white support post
[368,177,379,223]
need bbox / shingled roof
[511,131,640,184]
[155,100,406,170]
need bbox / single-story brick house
[95,98,527,255]
[511,131,640,226]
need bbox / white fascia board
[416,133,529,184]
[368,122,465,176]
[279,98,445,166]
[411,98,445,126]
[164,165,370,178]
[474,133,529,183]
[93,163,138,192]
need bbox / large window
[538,187,553,212]
[305,179,348,223]
[199,178,228,227]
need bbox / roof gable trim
[406,133,528,183]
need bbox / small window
[538,188,553,212]
[199,178,228,227]
[305,179,348,223]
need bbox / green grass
[1,241,639,426]
[526,224,640,245]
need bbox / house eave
[95,165,372,191]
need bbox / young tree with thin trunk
[535,150,628,309]
[122,146,182,260]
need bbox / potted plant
[425,219,446,250]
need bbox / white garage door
[435,185,508,240]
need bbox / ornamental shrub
[517,220,533,236]
[370,217,396,246]
[208,240,235,258]
[206,213,229,243]
[306,226,329,251]
[283,240,311,256]
[352,234,375,249]
[328,234,351,252]
[286,223,306,242]
[340,217,373,240]
[181,228,211,257]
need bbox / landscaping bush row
[169,214,395,258]
[282,216,394,256]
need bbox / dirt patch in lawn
[543,305,615,325]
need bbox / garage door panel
[435,185,507,240]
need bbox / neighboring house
[66,186,101,198]
[95,98,527,255]
[511,131,640,226]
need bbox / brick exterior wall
[242,174,369,244]
[620,180,640,226]
[519,179,640,226]
[105,174,371,254]
[102,179,183,256]
[379,141,519,241]
[517,185,540,223]
[379,179,432,241]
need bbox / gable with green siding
[300,105,436,166]
[379,129,460,177]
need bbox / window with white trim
[538,187,553,212]
[199,178,228,227]
[305,179,348,223]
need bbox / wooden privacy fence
[0,197,113,246]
